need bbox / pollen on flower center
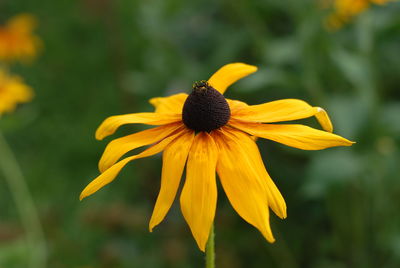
[182,80,230,132]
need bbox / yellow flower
[326,0,391,29]
[80,63,354,251]
[0,68,33,115]
[0,14,41,62]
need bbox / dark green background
[1,0,400,267]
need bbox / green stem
[0,131,46,268]
[205,224,215,268]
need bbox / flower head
[80,63,354,251]
[325,0,391,29]
[0,68,33,115]
[0,14,41,62]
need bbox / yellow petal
[149,130,195,231]
[224,127,286,219]
[232,99,315,121]
[208,63,258,94]
[226,98,248,114]
[149,93,188,114]
[231,99,333,132]
[80,130,185,201]
[315,107,333,133]
[180,132,218,251]
[230,120,354,150]
[212,129,275,243]
[98,123,183,173]
[95,112,181,140]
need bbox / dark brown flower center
[182,80,230,132]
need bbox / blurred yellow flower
[326,0,391,29]
[80,63,354,251]
[0,14,41,62]
[0,68,33,115]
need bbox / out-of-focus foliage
[0,0,399,267]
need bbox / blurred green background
[1,0,400,267]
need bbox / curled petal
[208,63,258,94]
[95,112,181,140]
[315,107,333,133]
[149,93,188,114]
[230,120,354,150]
[149,130,195,231]
[180,132,218,251]
[80,130,186,201]
[98,123,183,173]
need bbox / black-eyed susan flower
[325,0,392,29]
[0,68,33,115]
[80,63,354,251]
[0,14,41,62]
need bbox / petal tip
[233,62,257,69]
[315,107,334,133]
[234,62,258,74]
[278,210,287,219]
[95,130,105,140]
[79,192,86,201]
[263,230,276,243]
[149,220,159,233]
[248,64,258,72]
[199,243,206,252]
[343,139,356,146]
[149,97,158,106]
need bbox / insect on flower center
[182,80,231,132]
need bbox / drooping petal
[98,123,183,173]
[224,127,286,219]
[208,63,258,94]
[212,129,275,243]
[80,130,186,201]
[95,112,181,140]
[230,120,354,150]
[231,99,333,132]
[149,93,188,114]
[149,130,195,231]
[180,132,218,251]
